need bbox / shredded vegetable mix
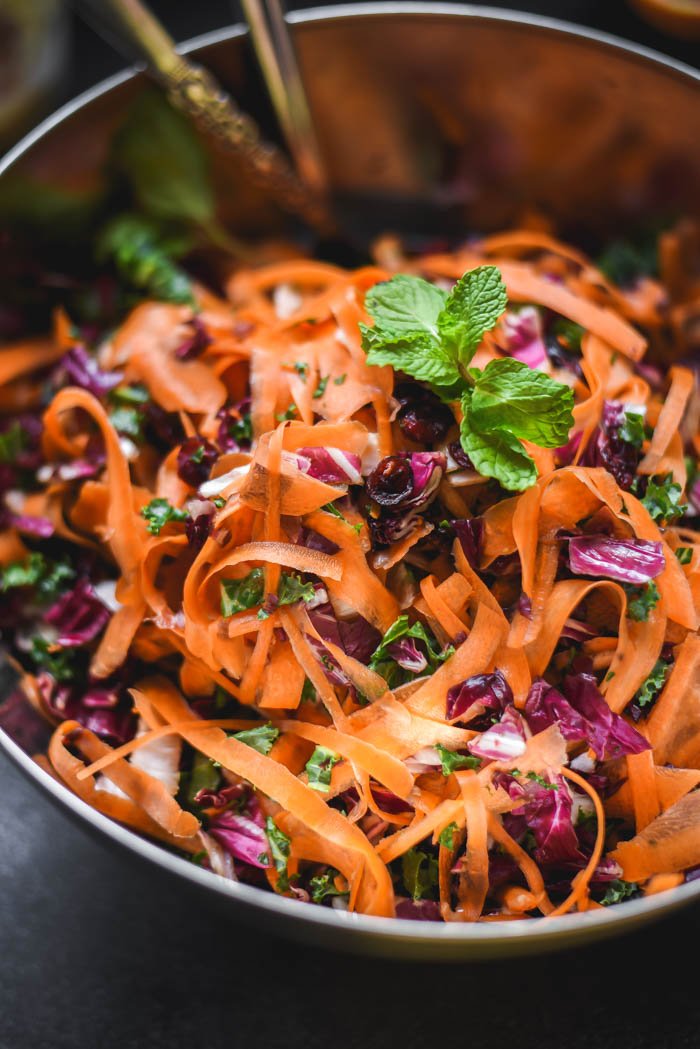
[2,220,700,924]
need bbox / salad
[1,100,699,926]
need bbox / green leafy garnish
[97,213,194,305]
[222,412,252,447]
[438,822,459,850]
[265,816,291,892]
[0,422,26,464]
[220,568,265,617]
[368,614,451,688]
[108,405,144,440]
[1,553,74,600]
[275,406,297,423]
[309,869,348,904]
[321,502,362,534]
[231,722,279,756]
[600,879,639,906]
[401,847,439,900]
[550,317,584,353]
[334,374,347,386]
[526,772,559,790]
[360,267,573,491]
[29,637,75,682]
[623,581,660,622]
[596,232,658,286]
[435,744,481,777]
[633,659,670,709]
[184,751,220,805]
[305,746,340,792]
[676,547,693,566]
[110,383,150,405]
[638,473,688,525]
[619,410,645,449]
[293,361,309,381]
[140,497,189,535]
[277,574,316,607]
[313,375,329,399]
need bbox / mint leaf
[114,90,214,225]
[460,417,537,492]
[623,580,660,622]
[437,265,507,368]
[364,274,446,336]
[633,658,669,709]
[221,568,265,617]
[141,497,189,535]
[470,358,574,448]
[435,744,481,776]
[232,722,279,756]
[362,328,459,386]
[305,746,340,792]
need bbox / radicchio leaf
[568,535,664,585]
[446,669,513,722]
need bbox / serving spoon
[71,0,334,234]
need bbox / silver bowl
[1,3,699,960]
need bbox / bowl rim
[2,1,700,949]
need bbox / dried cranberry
[452,518,483,569]
[448,441,474,470]
[398,401,454,444]
[177,437,218,488]
[366,455,414,507]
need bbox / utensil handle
[71,0,333,232]
[240,0,328,193]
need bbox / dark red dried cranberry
[177,437,218,488]
[175,316,212,360]
[366,455,414,507]
[448,441,474,470]
[397,401,454,444]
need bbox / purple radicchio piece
[501,307,547,369]
[44,577,111,646]
[208,809,270,869]
[452,518,483,570]
[174,316,212,360]
[568,535,664,585]
[583,401,642,490]
[468,707,528,762]
[295,447,362,485]
[39,674,135,744]
[394,898,442,921]
[61,345,123,398]
[176,436,218,488]
[446,669,513,722]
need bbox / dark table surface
[2,3,699,1047]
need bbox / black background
[2,3,700,1047]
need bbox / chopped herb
[108,405,144,440]
[0,422,26,463]
[190,444,205,464]
[190,850,208,866]
[140,497,189,535]
[293,361,309,381]
[401,847,439,900]
[333,374,347,386]
[223,413,252,446]
[321,502,362,534]
[309,869,348,904]
[526,772,559,790]
[231,722,279,756]
[676,547,693,566]
[275,406,297,422]
[277,573,316,607]
[184,751,220,804]
[0,553,74,600]
[633,659,670,709]
[638,473,687,525]
[619,410,645,449]
[313,375,329,399]
[438,822,459,850]
[221,568,265,617]
[600,879,639,906]
[305,746,340,792]
[435,744,481,776]
[29,637,75,682]
[211,496,226,509]
[623,580,660,622]
[110,383,150,405]
[265,816,291,892]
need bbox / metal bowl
[1,3,699,960]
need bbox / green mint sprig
[360,267,574,491]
